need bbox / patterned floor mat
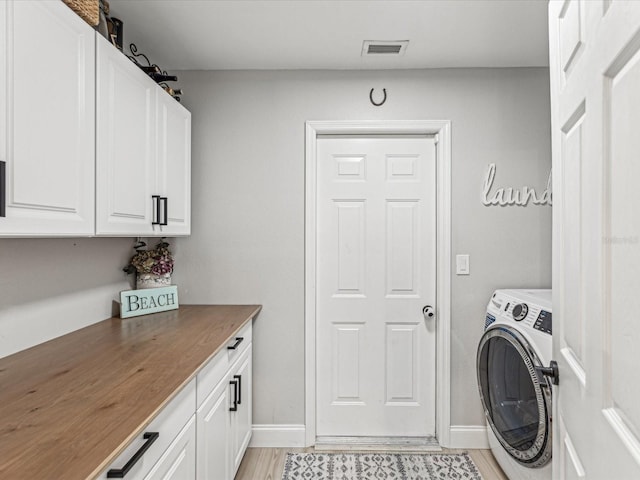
[282,452,483,480]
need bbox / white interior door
[549,1,640,477]
[316,135,436,438]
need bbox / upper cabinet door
[156,91,191,236]
[96,35,156,236]
[0,0,95,236]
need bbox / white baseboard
[249,424,306,447]
[448,425,490,449]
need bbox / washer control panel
[512,303,529,321]
[533,310,552,335]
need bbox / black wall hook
[369,88,387,106]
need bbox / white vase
[136,272,171,289]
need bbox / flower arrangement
[124,239,174,288]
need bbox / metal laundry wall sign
[482,163,552,206]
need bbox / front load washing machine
[476,289,553,480]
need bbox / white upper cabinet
[96,35,156,236]
[96,35,191,237]
[156,88,191,236]
[0,0,95,236]
[0,4,191,238]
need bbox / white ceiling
[108,0,549,71]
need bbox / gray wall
[172,68,552,429]
[0,67,550,431]
[0,238,133,358]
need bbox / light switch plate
[456,254,470,275]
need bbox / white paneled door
[316,136,436,438]
[549,1,640,478]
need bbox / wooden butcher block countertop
[0,304,261,480]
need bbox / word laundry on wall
[482,163,552,206]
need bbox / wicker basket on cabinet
[62,0,99,27]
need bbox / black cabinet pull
[151,195,161,225]
[160,196,168,226]
[0,161,5,218]
[107,432,159,478]
[229,379,238,411]
[227,337,244,350]
[234,374,242,405]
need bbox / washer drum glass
[476,326,552,467]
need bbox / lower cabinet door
[197,377,231,480]
[230,348,252,477]
[144,416,196,480]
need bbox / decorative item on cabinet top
[123,238,174,289]
[62,0,99,26]
[62,0,122,48]
[126,43,183,102]
[63,0,182,102]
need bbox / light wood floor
[236,447,508,480]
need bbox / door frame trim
[304,120,452,447]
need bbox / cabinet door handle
[229,379,238,412]
[107,432,159,478]
[151,195,161,225]
[227,337,244,350]
[234,374,242,405]
[160,196,168,226]
[0,161,5,217]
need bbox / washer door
[476,325,552,467]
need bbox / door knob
[535,360,560,386]
[423,305,435,320]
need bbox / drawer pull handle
[230,379,239,411]
[227,337,244,350]
[107,432,159,478]
[152,195,161,225]
[160,196,168,226]
[0,161,5,218]
[234,374,242,405]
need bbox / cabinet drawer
[196,321,252,408]
[226,321,252,366]
[97,379,196,479]
[143,415,196,480]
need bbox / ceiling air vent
[362,40,409,56]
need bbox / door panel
[559,105,586,380]
[230,349,252,476]
[0,0,95,235]
[333,323,363,402]
[385,324,418,403]
[196,379,230,480]
[96,35,155,235]
[316,136,436,438]
[387,201,419,295]
[156,91,191,235]
[550,0,640,477]
[335,201,366,294]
